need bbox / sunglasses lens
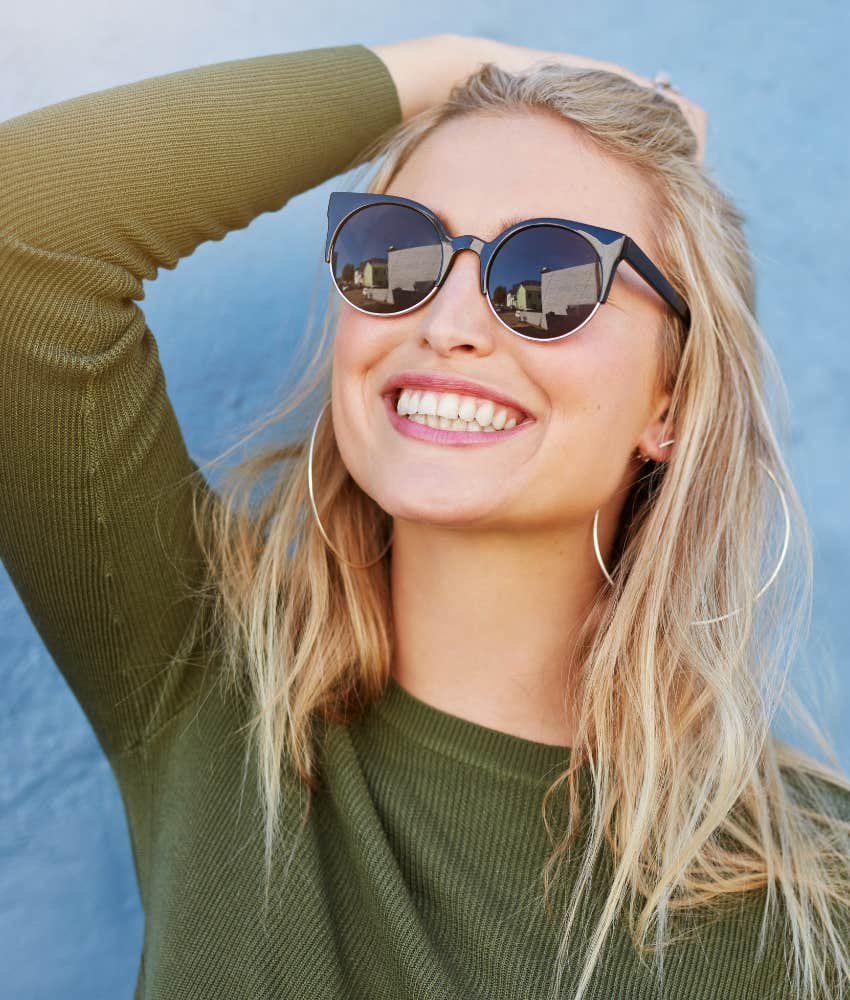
[329,203,443,314]
[486,225,601,339]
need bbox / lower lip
[382,393,535,446]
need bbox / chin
[375,485,500,528]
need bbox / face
[330,110,674,536]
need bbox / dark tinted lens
[486,225,601,339]
[329,203,443,314]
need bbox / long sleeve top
[0,41,832,999]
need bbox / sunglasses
[324,191,690,342]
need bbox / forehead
[383,109,660,256]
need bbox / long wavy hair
[172,58,850,1000]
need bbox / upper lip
[380,371,534,419]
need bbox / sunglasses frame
[324,191,691,342]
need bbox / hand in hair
[471,35,708,164]
[369,33,707,164]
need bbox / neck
[388,517,606,747]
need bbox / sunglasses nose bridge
[444,234,488,295]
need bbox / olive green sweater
[0,41,817,999]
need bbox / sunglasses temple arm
[621,238,691,329]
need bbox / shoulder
[781,763,850,821]
[821,776,850,823]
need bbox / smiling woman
[2,31,849,1000]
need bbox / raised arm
[0,43,402,758]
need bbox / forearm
[0,44,401,265]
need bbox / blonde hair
[174,59,850,1000]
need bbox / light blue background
[1,1,848,996]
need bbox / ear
[635,390,675,464]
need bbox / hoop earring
[593,439,791,626]
[307,399,393,569]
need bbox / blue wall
[2,1,849,996]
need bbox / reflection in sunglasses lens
[330,204,443,314]
[330,205,602,340]
[486,225,601,340]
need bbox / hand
[369,34,707,164]
[463,35,708,164]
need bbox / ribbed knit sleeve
[0,45,402,758]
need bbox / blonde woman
[1,31,848,1000]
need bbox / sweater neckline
[374,675,589,785]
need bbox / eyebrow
[493,213,528,233]
[430,205,532,240]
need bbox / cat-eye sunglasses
[324,191,690,342]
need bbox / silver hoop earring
[307,399,394,569]
[593,441,791,626]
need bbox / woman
[1,31,848,1000]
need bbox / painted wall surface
[1,2,848,996]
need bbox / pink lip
[379,371,532,418]
[382,392,535,446]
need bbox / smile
[383,388,535,445]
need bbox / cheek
[333,311,374,382]
[333,308,401,376]
[534,338,648,471]
[332,314,370,434]
[332,312,389,423]
[534,336,632,427]
[329,312,396,494]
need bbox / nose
[417,243,496,355]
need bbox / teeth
[436,393,461,420]
[395,387,525,430]
[419,391,439,416]
[474,400,494,427]
[457,397,477,421]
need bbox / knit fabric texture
[0,41,828,999]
